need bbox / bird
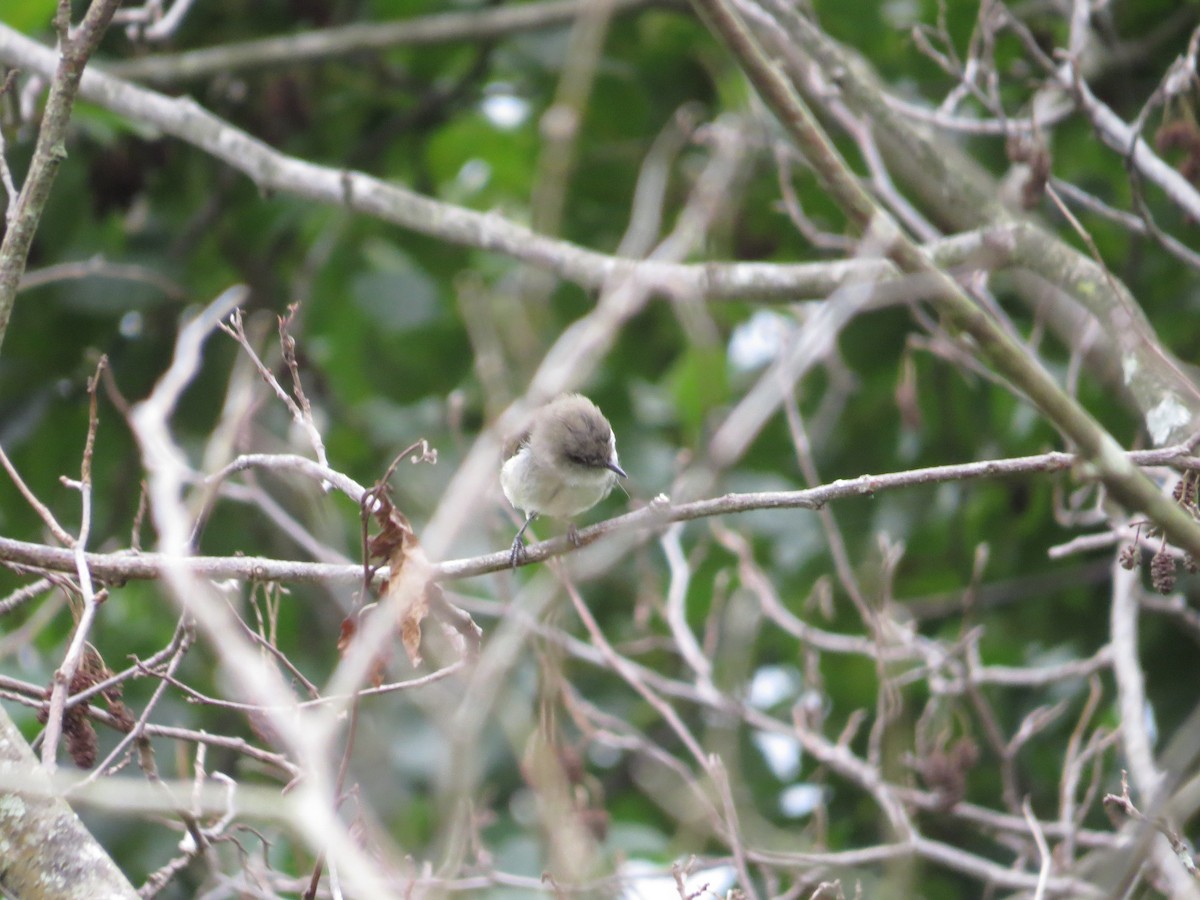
[500,393,627,566]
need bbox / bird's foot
[566,523,581,547]
[509,534,529,569]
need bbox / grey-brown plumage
[501,393,626,566]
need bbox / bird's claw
[509,535,528,569]
[566,523,581,548]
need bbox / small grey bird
[501,393,627,566]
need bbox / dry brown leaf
[387,543,432,668]
[363,488,434,667]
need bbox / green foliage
[3,0,1199,895]
[7,0,58,34]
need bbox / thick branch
[0,705,137,898]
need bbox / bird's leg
[510,512,537,568]
[566,523,581,547]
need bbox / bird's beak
[607,461,627,478]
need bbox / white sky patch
[779,782,825,818]
[728,309,791,371]
[753,730,801,780]
[882,0,920,28]
[747,664,801,708]
[481,92,530,130]
[588,741,623,769]
[119,310,143,338]
[1146,394,1191,445]
[1122,352,1139,383]
[455,158,491,195]
[621,860,736,899]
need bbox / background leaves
[2,0,1200,897]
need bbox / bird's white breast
[501,446,617,519]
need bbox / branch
[741,0,1200,443]
[6,12,1191,448]
[105,0,661,83]
[690,0,1200,559]
[0,705,137,898]
[0,22,1014,306]
[2,446,1197,586]
[126,288,398,897]
[0,0,123,355]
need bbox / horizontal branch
[1,446,1193,586]
[105,0,659,82]
[0,23,1007,305]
